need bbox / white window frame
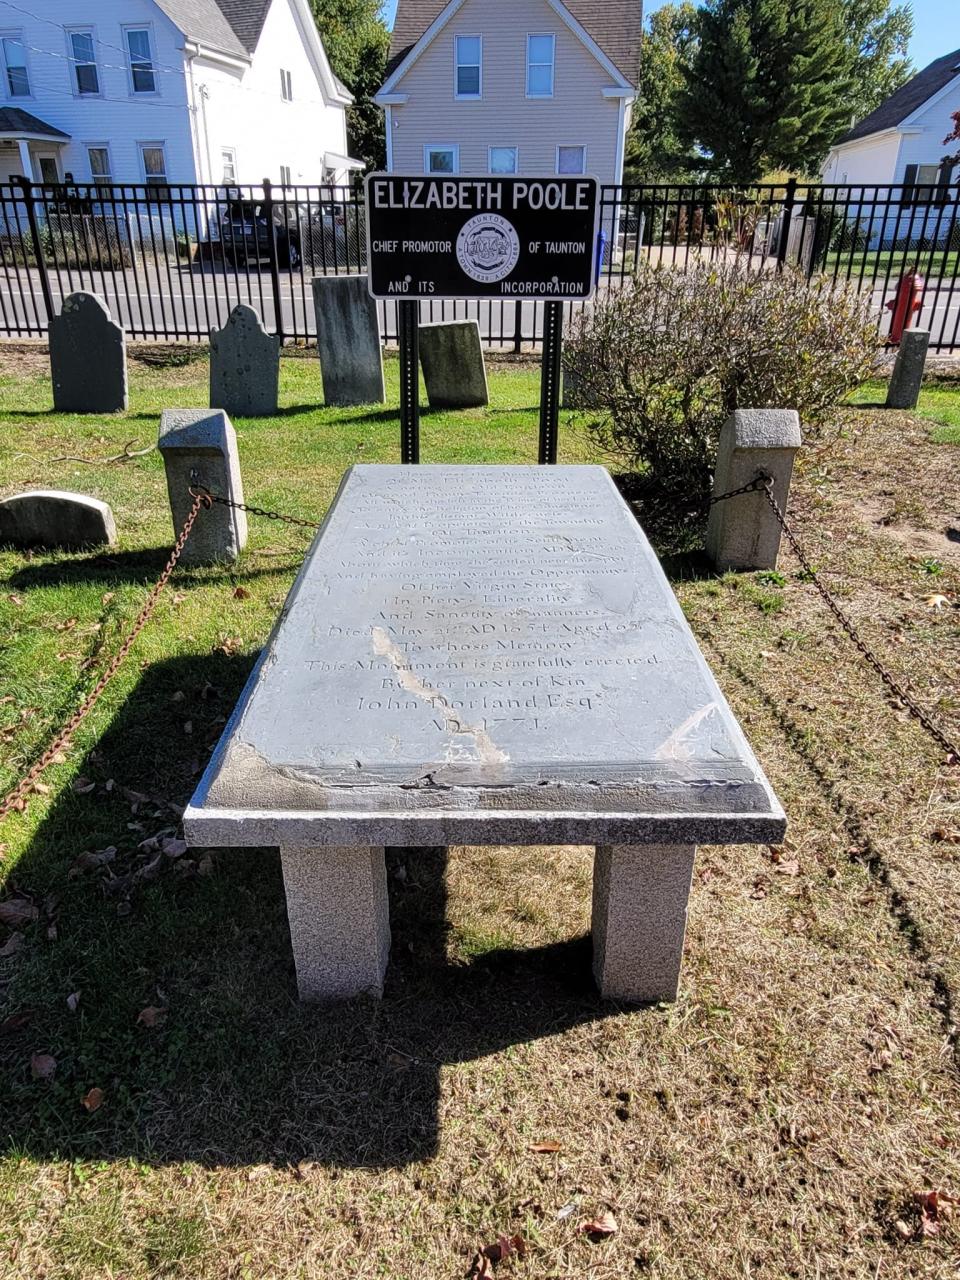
[138,141,168,185]
[423,143,459,175]
[526,32,555,99]
[123,25,159,96]
[279,164,292,185]
[454,34,482,100]
[221,146,237,183]
[0,32,31,99]
[66,27,100,98]
[87,144,113,184]
[556,144,586,175]
[280,68,293,101]
[488,146,518,175]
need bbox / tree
[839,0,913,125]
[675,0,854,183]
[626,3,700,182]
[310,0,389,172]
[944,110,960,169]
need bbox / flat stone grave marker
[418,320,488,409]
[49,292,128,413]
[0,489,116,548]
[185,466,784,1004]
[312,275,385,407]
[209,304,281,417]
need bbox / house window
[455,35,481,99]
[88,146,112,184]
[526,33,555,97]
[489,146,517,175]
[279,164,292,185]
[222,148,237,183]
[68,30,99,96]
[38,156,59,184]
[2,37,29,97]
[557,145,586,175]
[280,69,293,101]
[913,163,940,204]
[126,28,157,94]
[140,142,167,186]
[424,145,458,174]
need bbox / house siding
[194,0,349,185]
[387,0,628,184]
[894,76,960,182]
[821,132,900,185]
[0,0,196,185]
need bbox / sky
[379,0,955,71]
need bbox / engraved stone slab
[418,320,488,408]
[49,292,127,413]
[0,489,116,549]
[210,304,281,417]
[186,465,785,848]
[312,275,385,407]
[158,409,247,566]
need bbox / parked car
[219,197,301,269]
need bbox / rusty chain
[0,489,208,823]
[191,485,321,530]
[713,472,959,764]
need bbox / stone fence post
[886,329,929,410]
[706,409,801,571]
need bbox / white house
[375,0,641,186]
[0,0,362,189]
[822,48,959,194]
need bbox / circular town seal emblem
[456,213,521,284]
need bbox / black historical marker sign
[365,174,600,302]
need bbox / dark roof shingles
[0,107,69,138]
[840,47,960,144]
[386,0,641,86]
[153,0,272,56]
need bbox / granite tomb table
[184,465,786,1003]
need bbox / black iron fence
[1,176,957,350]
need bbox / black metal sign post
[365,174,599,465]
[398,299,420,464]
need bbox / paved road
[0,262,957,349]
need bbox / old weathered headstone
[0,490,116,548]
[209,304,281,417]
[886,328,930,410]
[185,465,784,1005]
[158,409,246,566]
[418,320,488,409]
[312,275,385,407]
[706,409,801,571]
[49,292,127,413]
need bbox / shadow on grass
[7,548,305,591]
[2,653,613,1171]
[612,472,717,582]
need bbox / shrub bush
[565,258,882,493]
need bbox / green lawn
[824,246,960,279]
[1,354,959,1278]
[849,375,960,442]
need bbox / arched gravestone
[0,490,116,548]
[49,293,128,413]
[209,304,281,417]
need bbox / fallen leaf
[578,1211,618,1239]
[927,594,950,610]
[71,777,96,795]
[81,1087,103,1113]
[556,1201,578,1220]
[528,1141,562,1153]
[468,1234,527,1276]
[66,991,80,1012]
[161,837,188,859]
[197,854,214,877]
[0,896,38,927]
[233,586,250,600]
[915,1189,958,1238]
[774,859,801,877]
[7,594,23,606]
[930,827,960,845]
[30,1052,57,1080]
[0,931,24,957]
[101,592,115,606]
[31,782,51,796]
[137,1006,167,1028]
[171,592,186,606]
[69,847,117,875]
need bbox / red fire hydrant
[885,270,924,344]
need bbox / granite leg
[280,845,390,1001]
[592,844,697,1003]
